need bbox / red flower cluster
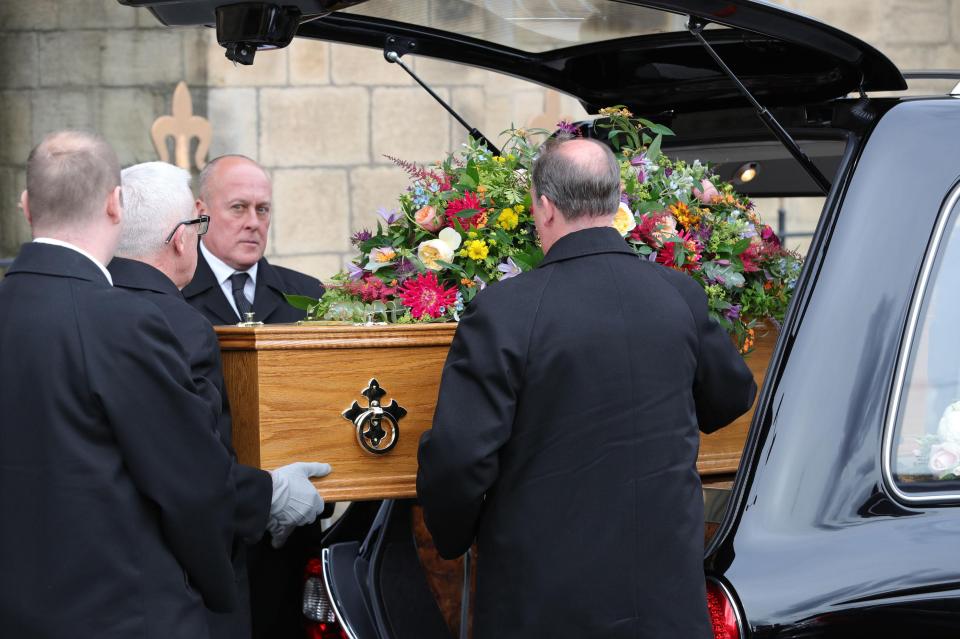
[344,274,397,302]
[444,191,487,230]
[398,272,458,319]
[656,230,702,272]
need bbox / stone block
[207,30,288,87]
[101,29,184,87]
[0,92,32,165]
[349,165,411,232]
[58,0,137,29]
[372,87,451,164]
[100,88,166,166]
[260,87,370,166]
[450,86,487,149]
[38,30,100,87]
[207,88,259,161]
[0,168,29,257]
[0,32,36,89]
[330,43,410,86]
[480,89,546,136]
[0,0,58,30]
[290,38,330,85]
[182,29,210,88]
[887,0,949,44]
[267,253,343,282]
[31,89,98,142]
[271,168,351,254]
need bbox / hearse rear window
[887,184,960,499]
[340,0,724,53]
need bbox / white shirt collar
[33,238,113,286]
[200,240,258,286]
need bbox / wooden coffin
[215,323,773,502]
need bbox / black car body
[119,1,960,636]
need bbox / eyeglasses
[164,215,209,244]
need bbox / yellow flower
[468,231,477,239]
[497,208,519,230]
[465,239,489,261]
[515,204,525,213]
[375,248,397,262]
[611,202,636,237]
[489,239,497,246]
[669,201,701,228]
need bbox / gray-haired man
[109,161,332,639]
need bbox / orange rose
[414,205,442,232]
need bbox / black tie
[229,272,253,319]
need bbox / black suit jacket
[182,252,325,325]
[109,257,273,639]
[417,227,757,639]
[0,243,240,639]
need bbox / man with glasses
[183,154,324,325]
[109,161,333,639]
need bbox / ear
[539,194,557,227]
[171,224,187,256]
[106,185,123,226]
[19,190,31,225]
[195,198,207,216]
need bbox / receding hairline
[198,154,270,201]
[554,138,612,171]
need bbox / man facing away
[108,161,332,639]
[417,137,758,639]
[0,131,237,638]
[183,154,324,325]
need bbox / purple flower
[556,120,579,135]
[496,257,522,280]
[630,154,647,166]
[347,262,364,281]
[664,167,673,177]
[377,207,400,224]
[394,258,415,276]
[725,305,741,322]
[351,229,372,245]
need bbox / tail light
[706,577,743,639]
[303,557,348,639]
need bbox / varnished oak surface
[216,322,771,501]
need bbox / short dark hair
[26,131,120,229]
[531,138,621,221]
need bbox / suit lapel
[183,253,240,325]
[252,258,283,323]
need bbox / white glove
[266,461,332,549]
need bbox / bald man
[183,155,324,325]
[0,131,239,638]
[417,138,757,638]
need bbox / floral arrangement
[287,107,802,352]
[912,401,960,480]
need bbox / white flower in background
[364,246,397,272]
[417,227,462,270]
[612,202,636,236]
[929,442,960,474]
[937,401,960,444]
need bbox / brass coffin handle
[342,378,407,455]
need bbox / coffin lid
[119,0,905,113]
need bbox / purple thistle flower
[556,120,579,134]
[351,229,372,245]
[664,167,673,177]
[377,207,400,224]
[394,258,415,276]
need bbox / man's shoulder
[260,258,323,294]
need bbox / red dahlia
[444,191,487,229]
[398,272,458,319]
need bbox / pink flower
[692,179,720,204]
[761,225,782,250]
[929,442,960,474]
[414,205,443,232]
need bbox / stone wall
[3,0,960,276]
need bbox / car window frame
[882,176,960,505]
